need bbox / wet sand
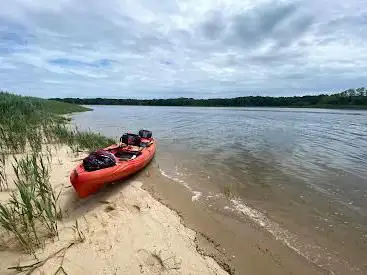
[144,153,367,275]
[141,161,328,275]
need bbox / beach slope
[0,146,228,275]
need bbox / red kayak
[70,131,156,198]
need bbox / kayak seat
[140,141,153,147]
[114,151,141,161]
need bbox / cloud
[228,2,311,48]
[0,0,366,98]
[49,58,113,68]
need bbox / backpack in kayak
[83,150,116,172]
[120,133,141,146]
[139,129,152,138]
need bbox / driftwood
[8,242,76,274]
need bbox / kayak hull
[70,139,156,198]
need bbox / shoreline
[141,162,329,275]
[80,104,367,111]
[53,88,367,110]
[0,145,230,274]
[140,151,367,275]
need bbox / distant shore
[51,87,367,109]
[80,104,367,110]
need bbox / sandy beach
[0,146,229,275]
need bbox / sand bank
[0,146,228,275]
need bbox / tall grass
[0,92,90,115]
[0,151,7,190]
[0,93,56,154]
[50,124,115,152]
[0,154,61,253]
[0,92,113,155]
[66,129,115,153]
[0,92,106,253]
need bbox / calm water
[72,106,367,272]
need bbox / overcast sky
[0,0,366,98]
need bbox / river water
[72,106,367,274]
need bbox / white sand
[0,146,228,275]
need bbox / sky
[0,0,366,99]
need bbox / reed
[0,92,114,155]
[0,92,90,154]
[0,153,60,252]
[50,124,115,153]
[0,203,34,253]
[71,129,116,152]
[0,92,115,252]
[0,92,94,252]
[0,151,7,190]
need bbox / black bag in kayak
[83,150,116,171]
[120,133,141,146]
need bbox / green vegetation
[71,131,115,152]
[0,153,60,254]
[53,87,367,109]
[0,92,112,154]
[0,152,6,190]
[52,124,116,153]
[39,98,91,115]
[0,92,114,253]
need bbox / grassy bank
[0,92,114,253]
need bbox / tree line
[51,87,367,108]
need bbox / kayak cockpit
[81,130,153,172]
[113,148,142,161]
